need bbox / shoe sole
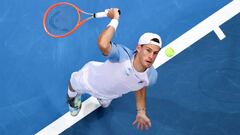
[69,103,82,116]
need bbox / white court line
[36,0,240,134]
[153,0,240,68]
[36,97,101,135]
[213,26,226,40]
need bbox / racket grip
[94,11,107,18]
[94,9,121,18]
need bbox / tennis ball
[165,47,175,57]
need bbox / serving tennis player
[67,8,161,130]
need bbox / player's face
[136,44,160,69]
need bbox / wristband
[137,108,146,112]
[107,19,119,31]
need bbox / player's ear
[135,44,142,53]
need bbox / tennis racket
[43,2,120,38]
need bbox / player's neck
[133,54,147,72]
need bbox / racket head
[43,2,86,38]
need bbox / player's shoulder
[111,42,134,60]
[112,42,133,53]
[147,66,158,77]
[146,66,158,86]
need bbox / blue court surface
[0,0,240,135]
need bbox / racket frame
[43,2,94,38]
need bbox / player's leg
[67,81,82,116]
[97,98,112,108]
[67,70,85,116]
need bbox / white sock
[68,88,77,98]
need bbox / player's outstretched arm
[133,87,152,130]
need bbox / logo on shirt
[125,67,132,76]
[138,80,144,84]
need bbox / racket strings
[49,11,69,32]
[45,5,80,36]
[80,10,93,16]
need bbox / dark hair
[151,38,160,43]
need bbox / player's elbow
[98,42,110,56]
[98,39,110,56]
[100,46,110,56]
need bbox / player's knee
[69,71,82,91]
[97,99,112,108]
[68,81,74,91]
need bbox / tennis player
[67,8,161,130]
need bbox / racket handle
[94,9,121,18]
[94,11,107,18]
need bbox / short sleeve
[107,43,132,62]
[147,67,158,86]
[107,43,121,62]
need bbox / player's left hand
[132,111,151,130]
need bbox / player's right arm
[98,8,120,56]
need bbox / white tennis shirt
[75,43,158,100]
